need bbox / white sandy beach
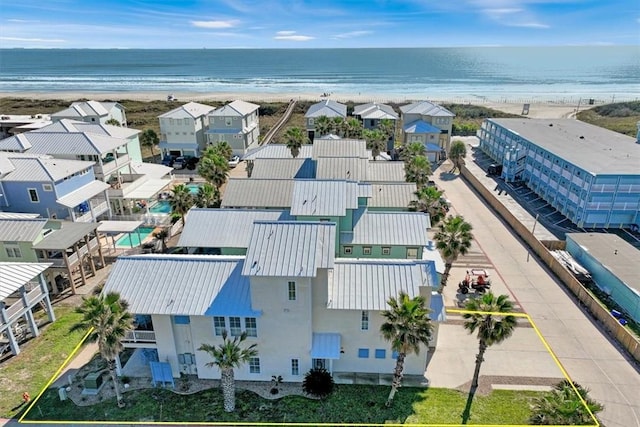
[0,91,580,119]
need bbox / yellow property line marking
[20,310,599,426]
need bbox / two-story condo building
[158,102,215,158]
[478,118,640,229]
[206,100,260,156]
[51,101,127,127]
[305,100,347,140]
[400,101,455,160]
[353,103,399,151]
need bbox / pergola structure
[98,220,144,250]
[0,262,55,356]
[32,222,105,294]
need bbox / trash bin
[619,318,628,326]
[611,309,622,318]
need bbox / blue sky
[1,0,639,48]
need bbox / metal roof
[403,120,442,134]
[158,102,215,119]
[353,103,399,120]
[316,157,368,181]
[366,162,406,182]
[103,255,258,317]
[4,156,93,182]
[400,101,455,117]
[0,262,51,301]
[243,221,336,277]
[56,180,110,208]
[52,101,113,119]
[97,220,144,234]
[0,218,47,242]
[209,100,259,117]
[566,233,639,294]
[329,259,436,310]
[250,158,316,179]
[0,133,32,152]
[243,144,314,160]
[125,179,172,200]
[39,119,138,139]
[221,178,295,208]
[32,221,98,250]
[358,183,372,198]
[0,213,41,219]
[343,211,431,246]
[369,183,417,208]
[488,118,640,174]
[422,241,445,274]
[290,180,359,217]
[311,333,341,359]
[20,132,127,155]
[129,161,173,179]
[312,138,368,159]
[430,293,446,322]
[179,209,292,248]
[305,100,347,118]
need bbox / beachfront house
[353,102,399,151]
[400,101,455,160]
[51,101,127,127]
[0,114,52,139]
[158,102,215,159]
[0,152,110,222]
[0,215,106,294]
[206,100,260,156]
[305,100,347,140]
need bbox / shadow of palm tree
[460,385,478,424]
[439,171,459,181]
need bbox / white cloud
[508,21,550,28]
[7,19,40,23]
[0,36,64,43]
[191,20,239,29]
[274,31,314,41]
[333,30,372,39]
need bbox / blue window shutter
[358,348,369,358]
[173,315,190,324]
[375,349,386,359]
[392,351,399,359]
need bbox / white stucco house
[158,102,216,158]
[206,100,260,156]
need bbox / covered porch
[56,180,111,223]
[32,222,105,295]
[0,262,55,357]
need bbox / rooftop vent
[579,136,585,139]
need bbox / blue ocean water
[0,47,638,102]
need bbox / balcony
[74,200,109,223]
[94,153,131,178]
[123,330,157,344]
[36,236,100,267]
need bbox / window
[42,184,53,192]
[361,311,369,331]
[291,359,300,376]
[382,247,391,256]
[363,246,372,255]
[288,281,296,301]
[344,246,353,255]
[358,348,369,358]
[229,317,242,336]
[407,248,418,259]
[28,188,39,202]
[245,317,257,337]
[178,353,195,365]
[213,316,225,336]
[5,246,21,258]
[225,118,233,126]
[249,357,260,374]
[172,315,190,325]
[375,349,386,359]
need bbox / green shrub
[302,368,335,399]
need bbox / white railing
[3,288,45,323]
[95,154,131,177]
[124,330,156,343]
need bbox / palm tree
[197,154,229,190]
[152,228,169,253]
[195,183,221,208]
[204,142,233,162]
[364,129,388,161]
[434,215,473,291]
[73,292,133,408]
[198,330,258,412]
[170,184,194,225]
[463,293,517,390]
[529,380,603,425]
[449,139,467,172]
[140,129,160,162]
[400,142,426,161]
[344,118,363,138]
[410,186,448,225]
[378,118,396,146]
[314,115,332,138]
[284,126,308,158]
[380,291,433,407]
[331,117,345,136]
[404,155,432,188]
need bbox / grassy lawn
[24,384,540,424]
[0,306,85,419]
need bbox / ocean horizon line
[2,45,639,50]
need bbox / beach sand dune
[0,91,579,119]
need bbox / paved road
[432,160,640,427]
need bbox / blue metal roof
[403,120,441,134]
[311,333,341,359]
[425,143,443,152]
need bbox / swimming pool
[115,227,156,247]
[149,200,171,214]
[186,184,200,195]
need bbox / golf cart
[458,269,492,294]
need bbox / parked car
[228,155,240,168]
[161,155,176,167]
[185,156,200,170]
[173,156,186,169]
